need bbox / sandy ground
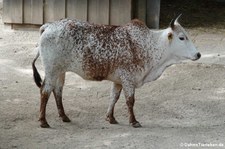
[1,2,225,149]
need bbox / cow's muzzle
[193,52,201,61]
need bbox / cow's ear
[168,32,173,40]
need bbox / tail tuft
[32,52,42,88]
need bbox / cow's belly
[67,56,113,82]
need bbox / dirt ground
[1,1,225,149]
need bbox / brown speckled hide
[33,18,200,128]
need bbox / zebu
[32,15,201,128]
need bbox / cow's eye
[179,37,185,41]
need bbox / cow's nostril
[197,53,201,59]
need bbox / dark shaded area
[160,0,225,28]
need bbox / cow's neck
[143,29,178,84]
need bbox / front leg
[122,80,142,128]
[106,83,122,124]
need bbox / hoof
[105,116,118,124]
[62,116,71,122]
[40,122,50,128]
[130,121,142,128]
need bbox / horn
[169,18,175,29]
[169,14,182,29]
[175,14,182,23]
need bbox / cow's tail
[32,24,49,88]
[32,51,42,88]
[39,23,50,35]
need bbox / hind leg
[39,69,60,128]
[106,83,122,124]
[39,81,53,128]
[53,73,71,122]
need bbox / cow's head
[163,15,201,61]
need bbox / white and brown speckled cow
[32,15,201,128]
